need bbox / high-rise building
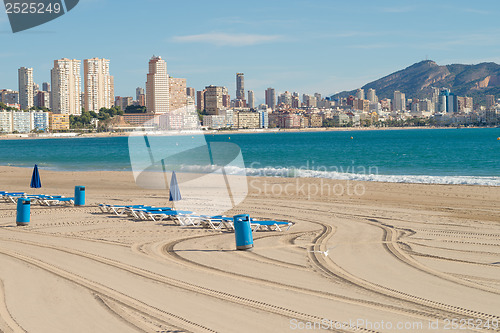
[367,88,377,103]
[419,99,434,112]
[486,95,495,108]
[439,89,458,113]
[236,73,245,101]
[1,90,19,105]
[222,87,230,108]
[197,89,206,111]
[169,77,187,111]
[35,91,50,108]
[393,91,406,111]
[114,96,133,111]
[431,87,440,105]
[186,87,195,99]
[356,88,365,100]
[265,88,276,110]
[51,58,82,115]
[136,87,144,100]
[247,90,255,109]
[42,82,50,92]
[83,58,113,112]
[135,87,145,107]
[146,56,169,114]
[278,91,292,107]
[205,85,225,115]
[18,67,34,110]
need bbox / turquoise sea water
[1,128,499,185]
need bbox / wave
[2,162,499,186]
[236,166,500,186]
[153,164,500,186]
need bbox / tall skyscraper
[169,77,187,111]
[186,87,195,99]
[265,88,276,110]
[83,58,113,112]
[146,56,169,114]
[18,67,34,110]
[197,89,206,112]
[486,95,495,108]
[247,90,255,109]
[236,73,245,101]
[42,82,50,92]
[367,88,377,103]
[205,85,225,115]
[393,91,406,111]
[439,89,458,113]
[136,87,144,100]
[51,58,82,115]
[356,88,365,100]
[135,87,145,107]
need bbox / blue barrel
[74,186,85,206]
[16,198,31,226]
[233,214,253,250]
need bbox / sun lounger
[0,192,26,202]
[138,209,192,222]
[198,216,234,230]
[99,204,150,215]
[250,220,294,232]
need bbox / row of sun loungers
[98,203,294,232]
[0,191,75,206]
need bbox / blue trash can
[233,214,253,250]
[74,186,85,206]
[16,198,31,226]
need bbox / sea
[1,128,499,186]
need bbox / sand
[0,166,499,333]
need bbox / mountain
[332,60,500,105]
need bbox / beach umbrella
[169,171,182,203]
[30,164,42,189]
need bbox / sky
[1,0,500,104]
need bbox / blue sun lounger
[0,192,26,202]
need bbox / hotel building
[84,58,114,112]
[18,67,34,110]
[146,56,169,114]
[169,77,187,112]
[51,58,82,115]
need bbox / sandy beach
[0,166,499,332]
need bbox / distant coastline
[0,125,488,140]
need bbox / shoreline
[0,125,495,140]
[0,165,498,188]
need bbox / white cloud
[172,33,281,46]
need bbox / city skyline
[1,0,500,103]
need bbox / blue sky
[1,0,500,104]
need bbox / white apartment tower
[356,88,365,100]
[18,67,34,110]
[146,56,169,114]
[51,58,82,115]
[367,88,377,103]
[247,90,255,109]
[84,58,113,112]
